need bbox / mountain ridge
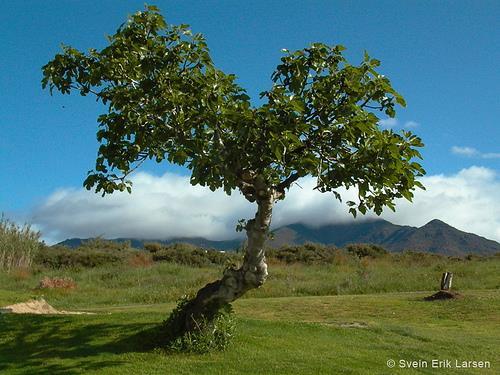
[57,219,500,256]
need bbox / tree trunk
[172,190,274,334]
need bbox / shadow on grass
[0,313,165,374]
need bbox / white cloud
[32,172,252,243]
[482,152,500,159]
[378,118,398,129]
[403,120,419,128]
[30,167,500,244]
[451,146,500,159]
[451,146,480,157]
[378,118,420,130]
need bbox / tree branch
[363,104,383,110]
[110,157,147,183]
[276,172,302,193]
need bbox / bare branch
[276,172,302,193]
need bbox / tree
[42,6,424,338]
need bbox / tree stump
[424,272,459,301]
[440,272,453,291]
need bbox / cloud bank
[378,118,420,129]
[31,166,500,244]
[451,146,500,159]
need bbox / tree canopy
[42,5,425,216]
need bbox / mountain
[269,219,500,256]
[380,219,500,255]
[267,220,412,248]
[57,219,500,256]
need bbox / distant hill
[58,237,242,252]
[268,219,500,256]
[57,219,500,256]
[267,220,410,249]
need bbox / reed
[0,215,42,271]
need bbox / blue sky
[1,1,499,243]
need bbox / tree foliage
[42,5,425,216]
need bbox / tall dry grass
[0,215,42,271]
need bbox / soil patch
[0,298,93,315]
[424,290,461,301]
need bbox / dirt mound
[424,290,461,301]
[0,298,93,315]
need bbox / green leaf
[41,6,424,220]
[290,99,305,113]
[395,94,406,106]
[349,208,357,218]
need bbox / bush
[128,252,153,268]
[332,249,351,266]
[144,242,163,253]
[35,245,126,269]
[345,243,388,258]
[464,254,484,261]
[79,237,132,252]
[0,215,43,271]
[267,243,337,264]
[37,276,77,289]
[37,238,239,270]
[161,295,235,353]
[148,243,236,267]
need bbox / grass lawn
[0,290,498,374]
[0,255,498,310]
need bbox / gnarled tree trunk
[169,187,275,334]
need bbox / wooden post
[440,272,453,291]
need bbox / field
[0,251,499,374]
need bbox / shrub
[144,242,163,253]
[149,243,236,267]
[37,238,242,270]
[35,245,126,269]
[465,254,484,261]
[79,237,132,252]
[128,252,153,268]
[0,215,43,271]
[37,276,77,289]
[267,243,337,264]
[332,249,351,266]
[161,295,235,353]
[345,243,389,258]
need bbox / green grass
[1,257,498,373]
[0,262,221,308]
[0,291,498,374]
[0,256,498,309]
